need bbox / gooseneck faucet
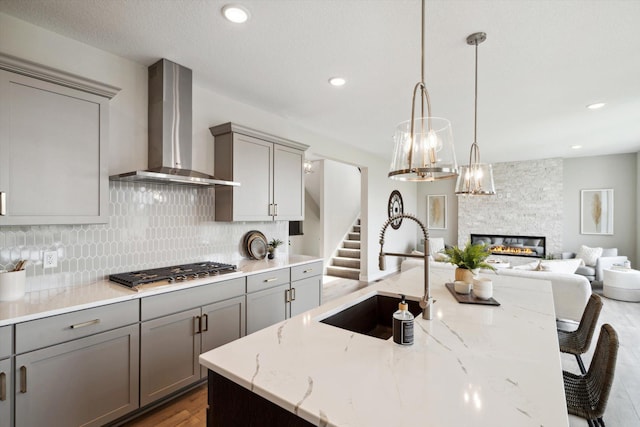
[379,213,434,320]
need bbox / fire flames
[490,245,536,256]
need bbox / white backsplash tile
[0,182,288,291]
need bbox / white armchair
[568,248,628,283]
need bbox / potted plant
[444,241,495,283]
[267,238,284,259]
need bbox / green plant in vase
[444,241,495,283]
[267,238,284,259]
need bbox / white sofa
[401,259,591,323]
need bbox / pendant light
[455,32,496,196]
[388,0,458,182]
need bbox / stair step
[343,240,361,249]
[338,248,360,259]
[332,257,361,269]
[326,266,360,280]
[348,232,360,241]
[353,225,361,233]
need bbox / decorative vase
[267,252,274,260]
[455,267,475,284]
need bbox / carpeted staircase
[326,219,361,280]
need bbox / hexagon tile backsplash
[0,182,287,292]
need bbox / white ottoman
[603,268,640,302]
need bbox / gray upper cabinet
[210,123,308,222]
[0,53,119,225]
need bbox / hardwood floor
[124,279,640,427]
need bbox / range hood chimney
[110,59,239,187]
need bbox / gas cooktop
[109,262,238,288]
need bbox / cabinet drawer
[15,299,138,354]
[291,261,323,282]
[142,277,245,321]
[0,325,11,358]
[246,268,290,293]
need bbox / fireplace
[470,234,546,259]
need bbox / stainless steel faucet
[379,213,434,320]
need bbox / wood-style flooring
[123,277,640,427]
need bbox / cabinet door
[246,283,289,335]
[140,308,201,406]
[0,70,109,225]
[231,134,273,221]
[290,276,322,317]
[273,144,304,220]
[200,295,245,378]
[0,358,10,427]
[14,325,139,427]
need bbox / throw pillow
[575,245,603,267]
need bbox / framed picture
[581,189,614,235]
[427,195,447,229]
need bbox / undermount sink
[319,294,423,340]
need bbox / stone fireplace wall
[458,158,563,259]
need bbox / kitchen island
[199,266,569,426]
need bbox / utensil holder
[0,269,26,301]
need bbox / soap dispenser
[393,294,414,345]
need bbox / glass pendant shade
[389,116,457,181]
[455,162,495,195]
[455,31,496,196]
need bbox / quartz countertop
[199,265,569,427]
[0,254,320,326]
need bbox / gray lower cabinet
[246,283,290,335]
[290,276,322,317]
[140,308,202,407]
[14,324,139,427]
[0,358,11,427]
[246,262,323,334]
[140,278,246,406]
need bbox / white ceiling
[1,0,639,164]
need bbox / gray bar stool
[557,293,603,374]
[563,323,618,427]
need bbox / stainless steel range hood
[110,59,239,187]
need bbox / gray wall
[563,153,637,264]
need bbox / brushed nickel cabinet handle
[20,366,27,393]
[0,372,5,401]
[264,278,278,283]
[70,319,100,329]
[0,192,5,216]
[291,288,296,301]
[284,289,291,303]
[274,204,278,216]
[194,316,201,334]
[202,313,209,332]
[303,269,313,274]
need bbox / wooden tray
[445,283,500,306]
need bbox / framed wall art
[427,195,447,229]
[580,189,614,235]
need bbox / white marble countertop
[0,254,320,327]
[200,266,568,427]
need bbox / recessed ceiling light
[328,77,346,87]
[586,102,605,110]
[222,4,250,23]
[571,145,583,149]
